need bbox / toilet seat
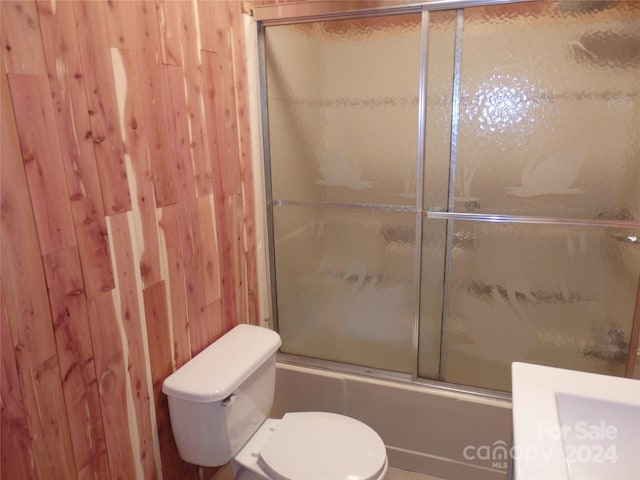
[258,412,387,480]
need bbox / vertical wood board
[111,47,162,288]
[158,205,191,369]
[87,291,138,479]
[42,247,110,480]
[72,0,132,215]
[1,67,58,368]
[7,73,77,255]
[0,0,47,74]
[107,212,160,480]
[36,0,115,299]
[1,304,37,480]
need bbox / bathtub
[271,361,512,480]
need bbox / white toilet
[162,324,389,480]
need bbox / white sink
[511,362,640,480]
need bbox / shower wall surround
[260,0,640,392]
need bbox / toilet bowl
[233,413,388,480]
[162,324,388,480]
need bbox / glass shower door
[263,14,422,373]
[261,0,640,392]
[422,1,640,390]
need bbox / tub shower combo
[256,0,640,394]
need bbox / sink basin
[555,393,640,479]
[512,362,640,480]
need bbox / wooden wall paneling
[7,74,77,255]
[156,0,182,66]
[202,48,244,330]
[210,1,234,33]
[42,247,110,480]
[0,0,47,74]
[206,298,225,342]
[198,194,222,306]
[142,281,172,398]
[0,99,77,474]
[245,246,260,325]
[162,63,209,355]
[22,355,78,479]
[157,204,191,369]
[192,195,221,348]
[230,194,248,327]
[86,291,139,479]
[1,303,37,480]
[175,1,213,198]
[195,0,217,52]
[1,0,266,476]
[72,0,132,216]
[132,1,177,208]
[212,28,243,197]
[230,9,258,242]
[103,0,139,50]
[107,212,160,479]
[230,8,260,325]
[0,66,57,371]
[35,0,115,299]
[112,47,163,288]
[143,280,200,479]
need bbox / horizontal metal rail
[253,0,537,24]
[271,199,640,229]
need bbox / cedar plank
[245,247,260,325]
[1,67,57,367]
[87,291,139,479]
[7,73,77,255]
[211,33,242,197]
[113,47,162,288]
[161,64,209,356]
[21,356,77,479]
[35,0,115,298]
[107,212,160,479]
[143,281,199,478]
[158,205,191,368]
[230,194,246,327]
[142,281,172,390]
[133,1,177,207]
[104,0,138,50]
[42,247,110,480]
[0,303,37,480]
[230,12,258,253]
[72,0,132,215]
[156,0,182,66]
[198,194,222,305]
[176,0,213,197]
[201,50,238,332]
[0,0,47,74]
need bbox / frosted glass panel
[265,15,421,206]
[418,218,447,379]
[423,10,457,210]
[273,206,416,373]
[455,1,640,218]
[443,220,640,391]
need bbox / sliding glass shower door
[260,0,640,392]
[263,14,422,373]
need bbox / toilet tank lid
[162,324,282,402]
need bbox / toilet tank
[162,324,282,466]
